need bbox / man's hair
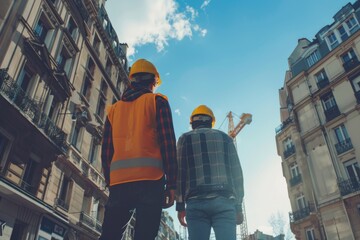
[131,72,156,87]
[191,115,212,129]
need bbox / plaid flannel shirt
[176,127,244,211]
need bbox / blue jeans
[186,196,237,240]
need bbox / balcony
[80,211,102,233]
[290,174,302,187]
[0,69,68,152]
[343,57,360,72]
[324,105,341,122]
[335,138,353,155]
[289,204,314,223]
[338,178,360,196]
[275,117,293,135]
[284,145,296,159]
[316,77,329,89]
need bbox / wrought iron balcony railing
[275,117,293,135]
[0,69,68,152]
[338,178,360,196]
[80,211,102,233]
[284,145,296,159]
[343,57,360,72]
[289,204,314,223]
[316,77,329,89]
[290,174,302,187]
[335,138,353,155]
[324,105,341,122]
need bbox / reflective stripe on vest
[110,157,163,171]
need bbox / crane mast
[227,111,252,240]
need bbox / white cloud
[175,109,181,116]
[201,0,211,10]
[106,0,207,56]
[181,96,189,102]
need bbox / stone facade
[276,1,360,239]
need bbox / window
[290,163,300,178]
[45,93,60,120]
[81,76,92,101]
[334,124,350,143]
[106,58,112,77]
[58,175,72,210]
[306,50,320,67]
[87,58,95,76]
[34,14,55,48]
[338,25,348,41]
[17,64,35,94]
[96,80,107,119]
[305,228,315,240]
[352,76,360,92]
[342,49,357,64]
[297,194,306,210]
[67,17,78,41]
[22,157,38,193]
[71,124,83,151]
[322,92,337,110]
[346,16,359,34]
[321,92,340,121]
[56,46,73,77]
[344,160,360,181]
[283,137,293,150]
[315,69,329,89]
[334,124,353,155]
[93,34,101,54]
[89,139,99,164]
[327,32,339,49]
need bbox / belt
[186,184,234,200]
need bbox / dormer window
[346,16,359,34]
[327,32,339,50]
[306,50,320,67]
[338,25,348,41]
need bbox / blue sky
[106,0,351,236]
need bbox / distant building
[276,1,360,239]
[0,0,128,239]
[247,230,284,240]
[122,211,181,240]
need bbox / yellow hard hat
[190,105,215,127]
[129,59,162,86]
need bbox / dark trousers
[99,178,164,240]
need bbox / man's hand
[162,189,175,208]
[236,211,244,225]
[177,211,187,227]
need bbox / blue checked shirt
[175,127,244,212]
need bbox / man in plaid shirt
[176,105,244,240]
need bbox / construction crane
[227,111,252,240]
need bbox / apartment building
[121,211,181,240]
[276,1,360,239]
[0,0,128,239]
[247,230,284,240]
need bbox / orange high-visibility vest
[106,93,165,186]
